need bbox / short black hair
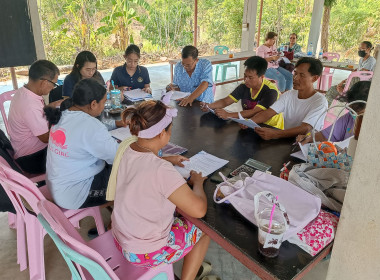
[71,51,98,81]
[339,81,371,112]
[265,32,278,41]
[124,44,141,58]
[182,46,198,60]
[362,41,373,50]
[29,60,60,81]
[290,33,297,38]
[244,56,268,77]
[295,57,323,76]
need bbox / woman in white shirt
[44,78,119,210]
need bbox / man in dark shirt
[200,56,284,129]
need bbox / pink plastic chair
[0,90,16,135]
[323,71,373,128]
[265,77,280,92]
[0,162,106,279]
[317,52,340,92]
[0,90,46,229]
[37,199,175,280]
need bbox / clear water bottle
[318,48,323,60]
[104,92,112,111]
[307,42,313,57]
[110,89,121,109]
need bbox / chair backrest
[0,90,16,134]
[37,213,112,280]
[0,162,45,218]
[322,52,340,62]
[37,199,119,279]
[214,45,229,55]
[343,71,373,93]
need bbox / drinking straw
[111,80,115,90]
[267,196,279,233]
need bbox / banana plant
[97,0,149,51]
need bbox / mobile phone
[210,166,233,183]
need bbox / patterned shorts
[114,217,202,268]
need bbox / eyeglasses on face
[40,78,59,89]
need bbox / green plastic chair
[37,214,112,280]
[214,46,238,82]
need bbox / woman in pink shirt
[256,31,293,92]
[110,100,210,280]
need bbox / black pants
[15,147,47,174]
[79,164,112,209]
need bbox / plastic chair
[0,90,16,135]
[0,162,106,280]
[317,52,340,92]
[323,71,373,128]
[264,77,280,92]
[37,199,175,280]
[214,46,238,82]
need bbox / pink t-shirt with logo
[8,87,48,158]
[112,147,186,254]
[256,45,279,69]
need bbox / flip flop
[195,261,212,280]
[201,276,221,280]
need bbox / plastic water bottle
[307,43,313,57]
[104,92,112,111]
[110,89,121,109]
[318,48,323,60]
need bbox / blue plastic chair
[214,46,238,82]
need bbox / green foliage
[141,0,193,55]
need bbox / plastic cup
[229,52,234,58]
[257,208,286,258]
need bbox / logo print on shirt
[50,128,68,149]
[137,76,143,83]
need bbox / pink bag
[288,210,339,256]
[213,171,321,241]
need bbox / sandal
[195,261,212,280]
[201,276,221,280]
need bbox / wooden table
[168,51,256,85]
[102,100,332,280]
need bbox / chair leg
[221,66,227,82]
[16,214,27,271]
[215,66,219,82]
[91,207,106,235]
[26,217,46,280]
[234,65,238,80]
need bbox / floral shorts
[114,217,203,268]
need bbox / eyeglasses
[182,60,196,69]
[40,78,59,89]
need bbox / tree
[321,0,337,52]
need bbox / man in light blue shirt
[168,45,214,106]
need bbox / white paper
[229,117,261,129]
[207,105,216,114]
[167,90,191,100]
[175,150,229,179]
[335,136,353,149]
[282,57,291,64]
[290,143,310,161]
[124,89,151,101]
[109,127,132,141]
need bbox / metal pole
[10,67,18,90]
[194,0,198,47]
[256,0,264,48]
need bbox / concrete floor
[0,63,348,279]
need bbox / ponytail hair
[122,100,169,136]
[44,78,106,126]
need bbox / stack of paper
[229,116,260,129]
[166,90,191,100]
[161,143,188,155]
[175,151,229,178]
[124,89,151,102]
[109,127,132,141]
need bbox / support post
[256,0,264,48]
[326,59,380,278]
[307,0,325,56]
[10,67,18,90]
[194,0,198,47]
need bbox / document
[229,115,260,129]
[175,150,229,178]
[109,127,132,141]
[167,90,191,100]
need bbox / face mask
[358,50,366,57]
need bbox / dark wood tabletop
[101,99,331,280]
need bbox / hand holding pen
[291,132,311,151]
